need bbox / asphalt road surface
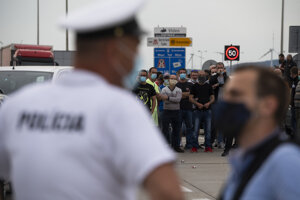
[138,136,230,200]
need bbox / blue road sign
[154,48,186,74]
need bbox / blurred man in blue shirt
[215,66,300,200]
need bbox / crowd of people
[133,55,300,156]
[2,0,300,199]
[133,62,234,156]
[275,54,299,136]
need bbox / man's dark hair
[157,74,164,81]
[191,70,198,74]
[235,66,290,124]
[216,62,225,67]
[149,67,157,73]
[279,53,285,57]
[139,69,148,75]
[204,69,211,75]
[178,68,187,73]
[291,66,298,75]
[287,54,293,61]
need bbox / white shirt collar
[56,69,108,86]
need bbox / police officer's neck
[75,62,122,87]
[239,118,277,150]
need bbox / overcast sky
[0,0,299,69]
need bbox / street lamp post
[0,41,3,66]
[37,0,39,45]
[280,0,285,54]
[66,0,69,51]
[191,53,194,70]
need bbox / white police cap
[59,0,146,34]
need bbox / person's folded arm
[169,90,182,103]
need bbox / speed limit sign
[225,45,240,61]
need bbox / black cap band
[76,18,145,40]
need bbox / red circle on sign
[225,46,239,61]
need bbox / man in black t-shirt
[189,70,215,152]
[133,70,156,114]
[176,69,194,151]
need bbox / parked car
[0,66,73,199]
[0,66,73,95]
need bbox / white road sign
[154,27,186,34]
[147,37,170,47]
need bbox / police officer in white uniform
[0,0,184,200]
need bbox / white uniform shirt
[0,70,175,200]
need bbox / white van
[0,66,73,95]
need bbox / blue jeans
[217,132,224,144]
[162,110,182,148]
[193,109,212,148]
[158,110,164,131]
[180,110,193,149]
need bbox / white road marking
[181,186,193,192]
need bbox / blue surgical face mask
[164,79,169,86]
[122,55,142,89]
[180,73,186,80]
[151,73,157,80]
[111,42,142,90]
[140,76,147,82]
[213,101,251,139]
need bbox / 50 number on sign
[225,45,240,61]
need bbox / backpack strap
[218,134,286,200]
[232,136,283,200]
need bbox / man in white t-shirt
[0,0,183,200]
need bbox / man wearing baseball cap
[0,0,183,200]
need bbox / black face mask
[279,59,284,64]
[213,101,251,139]
[198,76,207,84]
